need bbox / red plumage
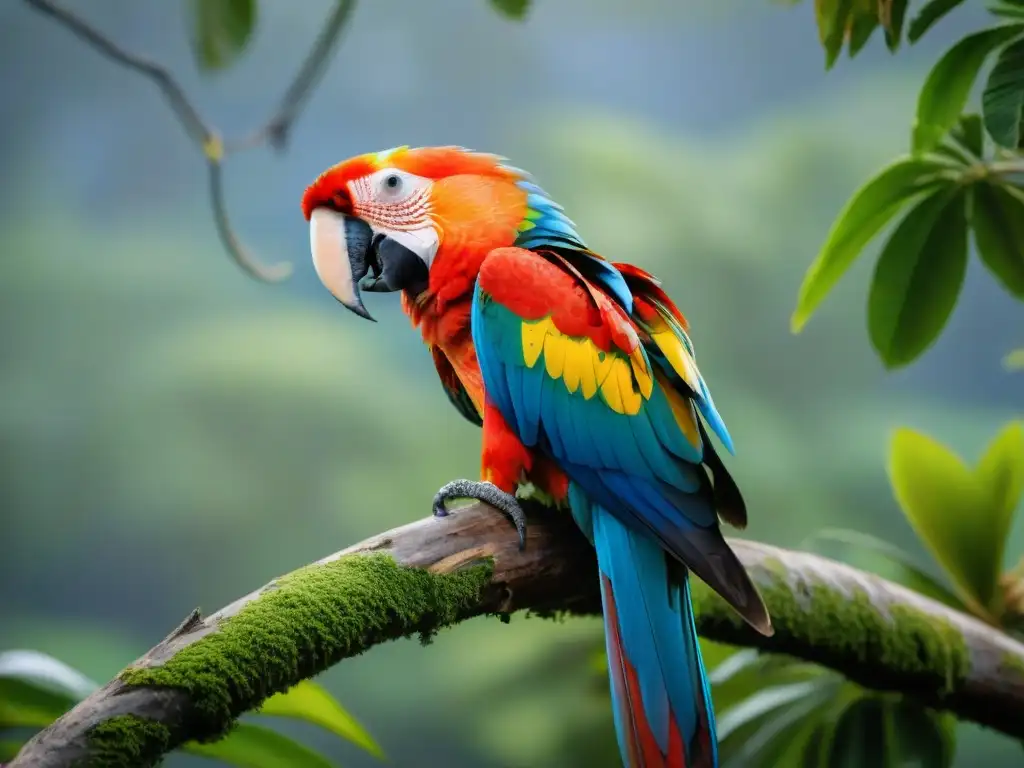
[301,147,764,768]
[602,575,688,768]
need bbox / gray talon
[432,479,527,550]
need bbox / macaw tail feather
[594,505,717,768]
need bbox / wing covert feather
[472,246,768,633]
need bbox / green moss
[760,556,789,578]
[691,573,970,700]
[83,715,171,768]
[1000,649,1024,678]
[111,554,492,755]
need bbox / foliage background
[0,0,1021,765]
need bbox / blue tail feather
[571,486,718,768]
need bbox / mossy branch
[10,503,1024,767]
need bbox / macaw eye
[382,174,403,194]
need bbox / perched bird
[302,146,772,768]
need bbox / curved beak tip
[309,207,376,322]
[351,303,376,322]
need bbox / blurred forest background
[1,0,1022,766]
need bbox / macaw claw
[432,479,527,550]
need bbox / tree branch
[23,0,356,282]
[225,0,356,153]
[9,502,1024,767]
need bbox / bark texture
[10,503,1024,767]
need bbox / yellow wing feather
[654,370,702,449]
[543,332,565,379]
[520,316,652,416]
[649,321,702,395]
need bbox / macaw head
[301,145,531,321]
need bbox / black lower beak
[307,205,428,323]
[310,207,429,323]
[359,235,429,297]
[339,216,376,320]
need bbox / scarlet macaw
[301,146,772,768]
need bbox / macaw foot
[432,479,527,550]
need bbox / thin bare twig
[226,0,357,153]
[23,0,357,283]
[205,160,291,282]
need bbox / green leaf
[868,188,968,368]
[908,0,968,44]
[708,649,764,687]
[0,740,24,761]
[827,697,889,767]
[1005,348,1024,369]
[848,12,880,57]
[719,681,839,767]
[791,157,952,332]
[816,0,856,69]
[258,680,383,758]
[881,0,910,51]
[913,23,1024,153]
[710,651,826,721]
[991,0,1024,22]
[950,113,985,156]
[801,528,965,609]
[0,650,95,731]
[710,651,822,691]
[983,37,1024,147]
[716,681,824,741]
[0,677,74,728]
[737,714,820,768]
[0,650,97,701]
[187,0,257,73]
[888,424,1024,613]
[184,723,338,768]
[489,0,531,20]
[756,715,827,768]
[887,698,956,767]
[826,695,954,767]
[802,720,837,767]
[972,181,1024,297]
[697,638,739,673]
[976,420,1024,570]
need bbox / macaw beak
[309,207,376,320]
[309,208,430,322]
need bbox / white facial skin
[348,168,440,266]
[308,167,439,311]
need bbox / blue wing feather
[473,293,717,539]
[472,254,768,631]
[512,179,634,313]
[471,247,769,767]
[645,327,733,456]
[540,375,567,458]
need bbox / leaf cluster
[0,649,383,766]
[711,649,955,767]
[684,419,1024,767]
[794,5,1024,369]
[715,7,1024,753]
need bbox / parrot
[301,145,773,768]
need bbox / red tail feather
[601,576,688,768]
